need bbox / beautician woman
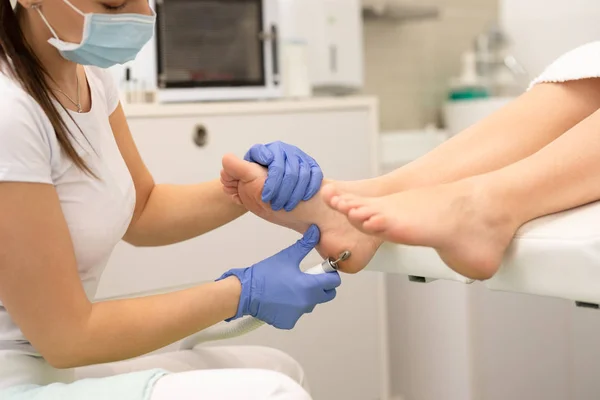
[0,0,340,398]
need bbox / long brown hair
[0,0,92,175]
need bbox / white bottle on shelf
[278,0,312,98]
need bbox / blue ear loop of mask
[35,0,156,68]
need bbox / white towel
[529,41,600,89]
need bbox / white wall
[500,0,600,78]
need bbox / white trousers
[150,369,310,400]
[75,346,312,400]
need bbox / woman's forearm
[124,179,247,246]
[365,78,600,195]
[53,276,241,368]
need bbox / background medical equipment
[180,251,351,348]
[110,0,281,103]
[155,0,281,103]
[442,25,523,136]
[472,24,528,96]
[109,0,365,103]
[279,0,364,96]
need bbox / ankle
[468,175,527,231]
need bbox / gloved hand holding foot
[217,225,341,330]
[243,141,324,212]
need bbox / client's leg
[338,79,600,196]
[222,155,381,274]
[323,107,600,280]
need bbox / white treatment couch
[368,199,600,308]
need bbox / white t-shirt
[0,66,136,388]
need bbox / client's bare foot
[221,154,382,273]
[322,180,521,280]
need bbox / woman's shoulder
[0,71,54,182]
[0,69,49,120]
[0,70,53,147]
[0,69,33,106]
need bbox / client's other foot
[322,181,520,280]
[221,154,381,274]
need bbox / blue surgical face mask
[36,0,156,68]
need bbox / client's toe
[321,184,340,207]
[347,205,378,224]
[362,215,389,234]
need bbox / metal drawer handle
[193,124,208,147]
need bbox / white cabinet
[96,97,388,400]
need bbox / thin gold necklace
[54,72,82,113]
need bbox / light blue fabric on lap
[0,369,169,400]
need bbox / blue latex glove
[244,141,324,212]
[217,225,341,330]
